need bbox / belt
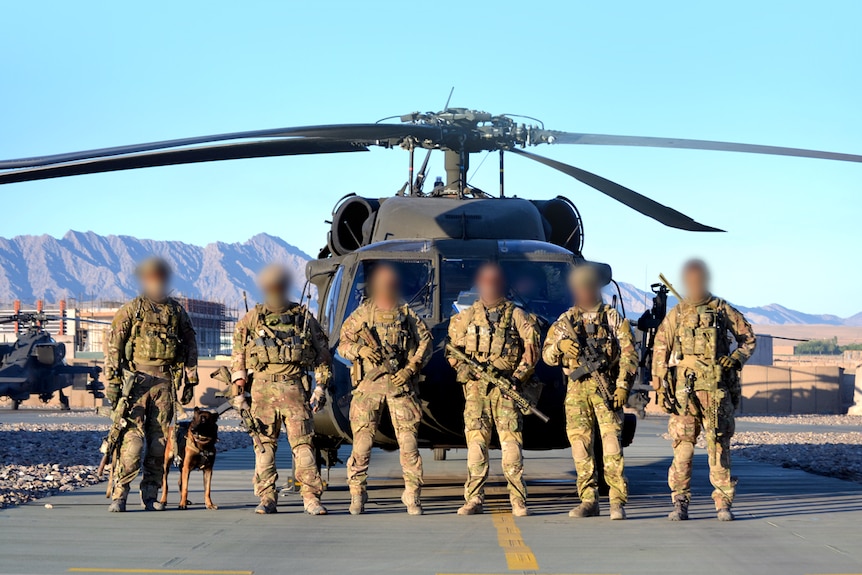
[135,364,172,377]
[256,374,301,383]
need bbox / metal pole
[499,149,505,198]
[407,145,414,196]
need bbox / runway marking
[69,569,253,575]
[484,497,539,571]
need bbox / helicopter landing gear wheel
[433,448,448,461]
[11,399,20,410]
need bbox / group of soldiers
[103,255,755,522]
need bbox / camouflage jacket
[231,303,332,386]
[447,298,540,382]
[543,303,637,389]
[105,296,198,385]
[652,295,756,382]
[338,300,432,383]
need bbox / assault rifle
[446,344,549,423]
[97,372,136,495]
[211,366,264,452]
[566,320,622,425]
[357,325,403,380]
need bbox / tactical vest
[568,304,619,371]
[675,299,729,364]
[462,301,521,368]
[369,305,411,353]
[127,297,183,366]
[246,304,314,370]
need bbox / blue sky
[1,1,860,316]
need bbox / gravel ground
[738,414,862,426]
[0,419,251,509]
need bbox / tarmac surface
[1,412,861,575]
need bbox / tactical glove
[656,387,672,414]
[309,385,327,413]
[718,355,740,370]
[455,363,472,383]
[558,339,579,358]
[180,384,196,406]
[106,384,121,407]
[358,346,382,364]
[391,368,411,387]
[613,386,629,410]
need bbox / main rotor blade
[0,124,440,169]
[0,139,368,185]
[510,148,724,232]
[545,132,862,163]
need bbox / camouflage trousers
[463,381,525,503]
[668,388,736,509]
[565,379,627,504]
[251,378,323,501]
[347,381,423,494]
[111,376,174,502]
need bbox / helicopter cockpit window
[324,265,345,337]
[441,259,572,324]
[344,259,434,320]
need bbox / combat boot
[457,498,484,515]
[511,498,530,517]
[668,497,689,521]
[141,498,165,511]
[255,497,278,515]
[569,500,600,518]
[107,498,126,513]
[402,491,423,516]
[609,503,626,521]
[303,495,328,516]
[349,491,367,515]
[717,507,735,522]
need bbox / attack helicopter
[0,310,105,409]
[1,107,860,464]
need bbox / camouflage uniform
[447,299,540,506]
[105,296,198,504]
[231,303,332,505]
[652,296,756,510]
[338,301,432,500]
[543,303,637,506]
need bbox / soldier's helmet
[257,263,292,292]
[135,256,172,280]
[568,264,600,291]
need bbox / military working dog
[161,407,219,510]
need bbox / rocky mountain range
[0,230,859,326]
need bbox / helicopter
[1,107,860,462]
[0,310,105,410]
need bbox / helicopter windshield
[441,259,572,324]
[344,259,434,320]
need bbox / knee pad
[397,431,419,454]
[675,441,695,460]
[571,437,589,461]
[466,442,487,465]
[602,433,621,456]
[294,445,316,468]
[501,441,522,465]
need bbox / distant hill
[0,231,309,307]
[0,230,858,325]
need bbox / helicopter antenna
[443,87,454,112]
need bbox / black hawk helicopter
[0,310,105,409]
[1,107,859,461]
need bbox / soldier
[543,265,637,520]
[447,262,540,517]
[104,257,199,512]
[652,259,756,522]
[230,264,332,515]
[338,264,432,515]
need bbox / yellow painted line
[69,569,253,575]
[482,496,539,572]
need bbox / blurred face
[370,264,400,303]
[476,264,505,304]
[573,283,600,309]
[140,271,168,302]
[682,262,710,302]
[258,265,291,309]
